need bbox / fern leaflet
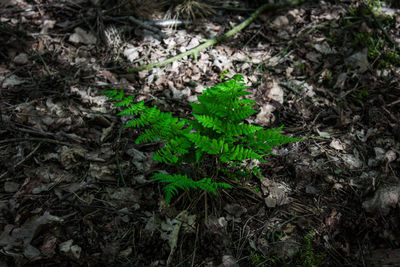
[153,173,231,205]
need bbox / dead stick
[0,143,41,179]
[0,137,78,147]
[127,0,313,72]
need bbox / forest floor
[1,0,400,266]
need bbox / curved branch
[127,0,312,72]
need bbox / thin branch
[105,15,167,38]
[0,143,41,179]
[0,137,78,147]
[127,0,313,72]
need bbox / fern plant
[103,75,300,205]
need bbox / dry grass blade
[163,0,216,21]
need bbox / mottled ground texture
[0,0,399,266]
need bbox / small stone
[13,53,29,65]
[4,181,19,192]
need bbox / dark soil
[0,0,399,266]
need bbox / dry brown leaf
[0,212,62,260]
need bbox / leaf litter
[0,0,399,265]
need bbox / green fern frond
[223,123,262,136]
[113,95,135,107]
[191,102,228,118]
[124,106,160,127]
[193,114,261,137]
[193,114,223,132]
[246,127,302,155]
[103,75,302,206]
[261,127,301,146]
[102,89,125,101]
[220,145,262,162]
[186,133,227,154]
[135,128,160,144]
[117,101,147,116]
[153,173,231,205]
[153,137,192,164]
[193,75,258,125]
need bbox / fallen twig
[127,0,313,72]
[105,15,167,38]
[0,142,41,179]
[0,137,78,147]
[150,19,191,28]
